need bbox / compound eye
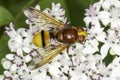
[78,35,85,43]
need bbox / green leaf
[103,51,115,66]
[64,0,99,27]
[0,0,36,28]
[0,6,13,27]
[0,34,10,74]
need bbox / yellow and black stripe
[32,30,55,48]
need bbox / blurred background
[0,0,99,74]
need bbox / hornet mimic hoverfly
[24,7,87,69]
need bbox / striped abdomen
[32,30,55,48]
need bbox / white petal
[17,28,29,37]
[82,39,99,54]
[2,60,12,69]
[23,47,31,53]
[4,71,11,76]
[96,32,106,42]
[55,3,60,8]
[0,75,4,80]
[52,3,60,11]
[98,11,110,26]
[10,64,17,73]
[8,35,23,52]
[79,74,88,80]
[88,25,103,34]
[23,37,32,47]
[116,21,120,29]
[23,10,29,17]
[8,39,15,52]
[6,54,14,60]
[35,5,40,10]
[110,67,120,79]
[90,19,100,27]
[101,18,110,26]
[32,70,50,80]
[9,22,14,28]
[25,55,32,63]
[48,65,61,76]
[102,0,111,10]
[83,17,91,26]
[111,44,120,55]
[111,22,118,29]
[111,21,120,29]
[90,39,99,49]
[93,0,103,11]
[98,11,109,19]
[100,43,110,59]
[1,58,12,69]
[114,0,120,8]
[111,56,120,66]
[16,48,23,56]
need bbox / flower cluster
[84,0,120,58]
[0,0,120,80]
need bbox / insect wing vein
[34,44,67,69]
[24,7,67,29]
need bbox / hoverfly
[24,7,87,69]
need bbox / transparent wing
[24,7,68,29]
[29,44,67,69]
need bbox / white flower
[99,7,120,29]
[17,69,33,80]
[19,27,37,53]
[82,39,99,54]
[32,70,51,80]
[0,75,4,80]
[5,23,35,55]
[5,22,18,38]
[4,53,27,73]
[44,2,67,23]
[84,1,103,27]
[83,0,120,79]
[102,0,120,10]
[109,7,120,29]
[5,22,40,63]
[82,24,106,54]
[100,29,120,59]
[3,71,19,80]
[1,58,12,70]
[68,53,112,80]
[47,61,61,77]
[5,22,23,52]
[8,36,23,52]
[107,56,120,79]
